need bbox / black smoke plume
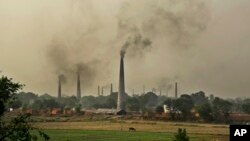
[120,33,152,58]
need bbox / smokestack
[143,85,145,94]
[58,75,61,99]
[166,88,168,98]
[117,56,125,111]
[175,82,178,99]
[110,83,113,94]
[98,85,100,96]
[101,86,104,95]
[77,72,81,100]
[159,88,162,96]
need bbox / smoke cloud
[143,0,209,49]
[120,33,152,58]
[47,38,99,88]
[58,74,66,84]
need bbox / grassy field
[37,129,228,141]
[34,120,229,141]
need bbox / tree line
[9,90,250,123]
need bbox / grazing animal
[129,127,136,132]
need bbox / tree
[163,98,178,120]
[175,95,194,120]
[163,98,173,109]
[212,97,233,123]
[126,97,140,111]
[242,99,250,114]
[106,92,118,108]
[9,99,22,109]
[0,76,24,115]
[75,104,81,114]
[81,96,97,108]
[59,96,77,108]
[173,128,189,141]
[0,75,49,141]
[16,92,38,106]
[191,91,208,106]
[31,98,60,110]
[155,105,164,114]
[39,93,53,100]
[197,102,213,122]
[139,92,158,111]
[43,99,60,109]
[31,99,44,110]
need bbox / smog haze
[0,0,250,98]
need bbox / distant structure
[166,88,168,97]
[143,85,145,94]
[175,82,178,99]
[110,83,113,94]
[101,87,104,95]
[98,85,100,96]
[117,56,125,111]
[159,88,162,96]
[58,75,61,99]
[76,72,81,99]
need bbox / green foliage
[9,99,22,109]
[106,92,118,108]
[139,92,158,111]
[59,96,77,108]
[39,94,53,100]
[16,92,38,106]
[31,129,228,141]
[163,98,173,109]
[173,128,189,141]
[0,76,24,115]
[212,97,233,123]
[191,91,208,106]
[81,96,98,108]
[155,105,164,114]
[32,98,60,110]
[31,99,44,110]
[75,104,81,114]
[0,114,49,141]
[81,93,117,109]
[197,102,213,122]
[175,95,194,120]
[0,75,49,141]
[242,99,250,114]
[125,97,140,111]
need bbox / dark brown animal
[129,127,136,132]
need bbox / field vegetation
[34,120,229,141]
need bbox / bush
[0,75,49,141]
[173,128,189,141]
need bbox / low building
[51,108,61,116]
[96,108,117,115]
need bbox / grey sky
[0,0,250,98]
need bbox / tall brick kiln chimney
[101,87,104,95]
[175,82,178,99]
[110,83,113,94]
[98,85,100,96]
[77,72,81,99]
[117,56,125,111]
[58,75,61,99]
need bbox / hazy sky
[0,0,250,98]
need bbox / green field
[37,129,228,141]
[34,120,229,141]
[33,119,229,141]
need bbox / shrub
[173,128,189,141]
